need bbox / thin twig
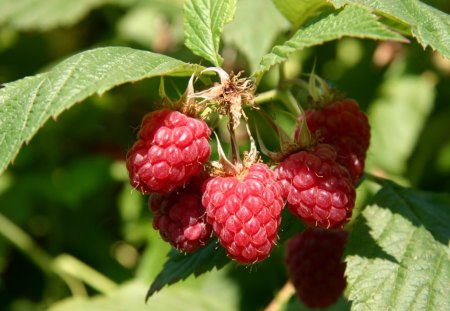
[228,120,241,166]
[0,213,117,296]
[264,281,296,311]
[254,89,278,105]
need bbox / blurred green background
[0,0,449,310]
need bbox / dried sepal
[189,67,256,129]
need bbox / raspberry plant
[0,0,449,310]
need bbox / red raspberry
[202,163,283,264]
[299,99,370,183]
[126,109,211,194]
[285,228,347,309]
[150,176,212,252]
[275,144,355,228]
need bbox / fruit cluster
[126,70,370,308]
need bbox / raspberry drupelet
[202,163,283,264]
[285,228,348,308]
[302,99,370,184]
[150,175,212,252]
[127,109,211,194]
[275,144,355,229]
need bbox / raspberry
[299,99,370,183]
[150,176,212,252]
[285,228,347,309]
[275,144,355,228]
[126,109,211,194]
[202,163,283,264]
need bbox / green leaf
[345,180,450,310]
[329,0,450,59]
[254,5,406,77]
[184,0,237,66]
[223,0,289,72]
[49,278,238,311]
[272,0,333,29]
[147,240,229,299]
[367,61,435,176]
[0,47,203,175]
[0,0,133,31]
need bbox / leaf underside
[345,181,450,310]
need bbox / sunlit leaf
[0,47,203,174]
[255,5,406,77]
[272,0,333,29]
[184,0,237,66]
[0,0,134,31]
[345,180,450,310]
[329,0,450,59]
[49,278,237,311]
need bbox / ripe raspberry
[126,109,211,194]
[299,99,370,183]
[285,228,347,309]
[202,163,283,264]
[275,144,355,228]
[150,176,212,252]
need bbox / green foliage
[0,0,449,310]
[0,47,202,174]
[255,5,406,77]
[367,61,435,176]
[223,0,289,72]
[49,277,238,311]
[0,0,135,31]
[345,180,450,310]
[272,0,333,30]
[147,240,229,298]
[329,0,450,58]
[116,1,184,51]
[184,0,237,66]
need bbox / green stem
[0,213,117,296]
[254,89,278,105]
[255,88,303,116]
[228,118,241,166]
[53,254,118,294]
[0,213,53,274]
[278,90,311,146]
[264,281,295,311]
[365,173,388,186]
[277,89,302,116]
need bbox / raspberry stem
[254,89,278,104]
[263,281,295,311]
[365,173,388,186]
[228,115,242,166]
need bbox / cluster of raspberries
[127,98,369,307]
